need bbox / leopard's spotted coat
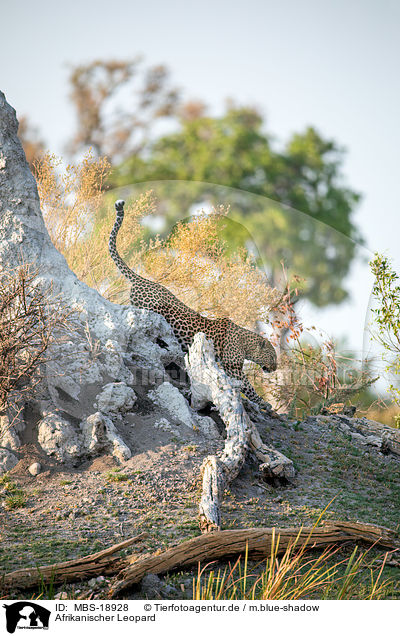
[109,200,276,407]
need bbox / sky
[2,0,400,371]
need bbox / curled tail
[109,199,135,280]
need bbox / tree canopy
[112,104,362,308]
[67,58,180,161]
[21,59,363,311]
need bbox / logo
[3,602,51,634]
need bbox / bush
[0,262,70,426]
[266,337,376,418]
[370,253,400,411]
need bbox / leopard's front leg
[222,360,272,411]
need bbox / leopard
[109,199,277,409]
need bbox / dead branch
[0,533,147,593]
[185,333,294,533]
[109,521,399,598]
[249,425,295,481]
[2,521,398,597]
[316,414,400,458]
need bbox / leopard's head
[249,335,277,373]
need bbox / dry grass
[140,208,283,327]
[35,152,375,414]
[193,520,390,601]
[34,150,112,292]
[35,152,284,327]
[264,340,376,418]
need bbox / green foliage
[112,105,362,308]
[1,479,28,510]
[105,469,129,483]
[370,253,400,406]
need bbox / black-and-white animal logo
[3,602,50,633]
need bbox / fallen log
[316,414,400,457]
[2,522,398,596]
[249,424,295,481]
[0,532,147,593]
[109,521,399,598]
[186,334,252,532]
[185,334,295,532]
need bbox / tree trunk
[185,333,294,532]
[2,522,397,595]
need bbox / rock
[37,413,80,462]
[28,462,41,476]
[154,418,173,432]
[160,584,179,598]
[80,412,108,455]
[194,415,220,440]
[54,592,68,600]
[140,573,163,598]
[80,412,131,463]
[95,382,136,414]
[0,449,18,474]
[0,415,21,451]
[149,382,195,429]
[0,91,221,468]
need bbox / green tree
[112,105,362,308]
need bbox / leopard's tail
[109,199,137,281]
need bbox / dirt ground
[1,406,400,599]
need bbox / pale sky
[2,0,399,369]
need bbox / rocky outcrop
[0,91,209,471]
[0,449,18,473]
[2,90,397,495]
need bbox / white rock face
[37,413,81,462]
[149,382,195,429]
[95,382,136,414]
[0,91,184,466]
[0,449,18,474]
[80,412,131,462]
[0,93,223,468]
